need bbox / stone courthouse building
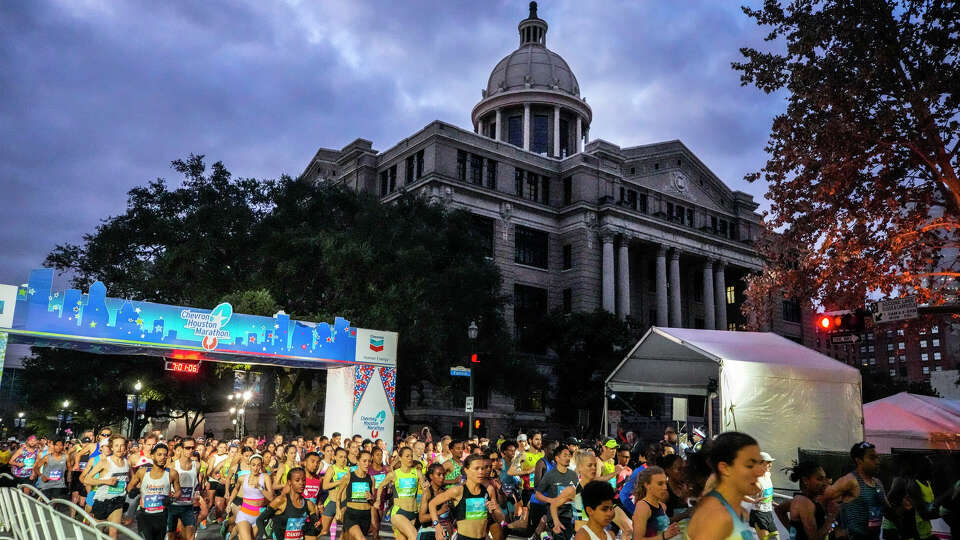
[301,3,811,434]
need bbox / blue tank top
[529,460,554,506]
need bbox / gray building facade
[301,3,809,435]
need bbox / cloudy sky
[0,0,785,287]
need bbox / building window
[630,167,636,175]
[515,226,549,269]
[563,177,572,205]
[515,284,548,351]
[693,279,703,303]
[639,194,648,213]
[559,118,570,157]
[936,365,943,371]
[922,353,929,362]
[860,346,867,353]
[379,170,388,197]
[921,340,928,348]
[920,327,927,334]
[868,345,875,352]
[525,173,540,201]
[711,216,718,233]
[899,355,907,362]
[935,352,942,361]
[562,244,572,270]
[782,299,801,323]
[627,190,638,210]
[533,115,549,154]
[687,208,694,227]
[675,204,686,225]
[726,285,736,305]
[897,329,905,336]
[470,154,484,185]
[887,343,894,351]
[457,150,467,181]
[515,168,524,197]
[486,159,497,189]
[416,150,424,179]
[728,322,737,331]
[405,155,415,184]
[933,325,940,334]
[508,116,523,146]
[898,342,905,350]
[933,339,941,347]
[890,369,897,377]
[562,288,572,313]
[923,366,930,375]
[389,165,397,192]
[470,216,495,259]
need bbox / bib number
[178,486,194,503]
[351,481,370,501]
[397,477,417,497]
[465,497,487,520]
[48,470,63,481]
[143,493,165,514]
[285,516,306,539]
[868,506,883,529]
[108,478,127,496]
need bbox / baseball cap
[564,436,581,446]
[517,434,528,442]
[603,437,619,449]
[759,451,775,462]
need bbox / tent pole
[707,392,716,439]
[602,390,609,437]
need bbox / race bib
[142,493,165,514]
[335,471,347,481]
[656,514,670,532]
[285,516,306,539]
[48,470,63,482]
[178,486,194,503]
[23,457,36,469]
[107,477,127,496]
[868,505,883,529]
[79,461,88,471]
[351,481,370,501]
[350,465,358,472]
[397,477,417,497]
[465,497,487,520]
[373,473,386,486]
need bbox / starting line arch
[0,268,398,442]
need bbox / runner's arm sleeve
[256,505,277,538]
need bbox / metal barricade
[0,474,142,540]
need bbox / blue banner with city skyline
[0,268,397,369]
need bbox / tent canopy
[607,327,863,488]
[865,392,960,451]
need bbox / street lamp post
[229,390,254,439]
[57,400,70,436]
[130,380,143,439]
[467,321,478,438]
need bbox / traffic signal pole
[468,364,474,438]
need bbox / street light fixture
[130,381,144,439]
[467,321,478,438]
[57,400,71,436]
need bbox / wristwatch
[432,520,439,526]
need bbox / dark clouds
[0,0,784,286]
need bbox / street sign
[450,366,471,377]
[831,333,859,345]
[871,297,918,323]
[465,396,474,413]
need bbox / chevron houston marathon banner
[324,364,397,449]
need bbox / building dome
[486,46,580,97]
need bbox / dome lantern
[518,2,548,47]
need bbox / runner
[550,450,599,537]
[81,427,113,513]
[9,434,39,488]
[369,446,390,538]
[630,466,681,540]
[34,438,70,500]
[781,461,839,540]
[574,481,616,540]
[336,450,376,540]
[656,455,689,520]
[429,454,504,540]
[685,431,764,540]
[207,441,231,524]
[748,452,777,540]
[536,445,578,540]
[376,447,425,540]
[70,431,96,510]
[498,440,521,523]
[168,437,201,540]
[320,447,350,536]
[87,435,131,540]
[257,467,318,540]
[823,441,890,540]
[419,462,453,540]
[227,453,273,540]
[442,440,464,489]
[128,442,182,540]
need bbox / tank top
[39,453,68,489]
[683,491,756,540]
[95,457,130,501]
[324,465,350,505]
[572,483,586,522]
[140,467,172,514]
[915,479,935,539]
[789,498,826,540]
[269,493,311,540]
[242,473,266,501]
[602,459,616,490]
[642,500,670,537]
[78,449,92,472]
[394,469,420,499]
[841,473,884,540]
[370,467,388,491]
[13,448,37,478]
[522,451,543,489]
[444,460,462,489]
[173,460,198,506]
[582,525,614,540]
[453,483,489,522]
[345,471,373,503]
[303,473,322,503]
[529,460,554,505]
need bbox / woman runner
[127,443,182,540]
[429,454,505,540]
[257,467,319,540]
[376,447,425,540]
[320,447,351,535]
[781,462,839,540]
[630,466,681,540]
[685,432,765,540]
[227,453,273,540]
[419,462,453,540]
[336,450,376,540]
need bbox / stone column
[714,261,727,330]
[478,119,485,137]
[495,108,502,141]
[703,260,715,330]
[602,234,616,313]
[576,116,582,153]
[553,105,561,157]
[523,103,531,151]
[617,238,630,320]
[669,249,682,327]
[656,246,668,326]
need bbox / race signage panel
[871,296,919,323]
[0,269,396,370]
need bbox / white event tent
[605,327,864,488]
[864,392,960,452]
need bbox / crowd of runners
[2,426,959,540]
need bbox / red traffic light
[457,420,465,429]
[470,353,479,363]
[818,316,832,329]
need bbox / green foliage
[733,1,960,318]
[861,367,939,404]
[35,155,512,433]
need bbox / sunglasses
[183,445,196,450]
[99,433,111,437]
[858,442,875,449]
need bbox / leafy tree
[860,367,939,403]
[733,0,960,320]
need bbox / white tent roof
[606,327,861,393]
[864,392,960,450]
